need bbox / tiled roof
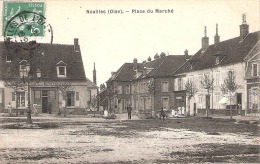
[107,55,191,82]
[0,41,87,81]
[107,63,143,82]
[174,31,260,74]
[244,41,260,61]
[144,55,191,77]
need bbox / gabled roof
[175,31,260,74]
[143,55,191,78]
[107,55,191,83]
[107,63,143,82]
[0,41,87,81]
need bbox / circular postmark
[4,10,53,58]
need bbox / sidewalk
[211,115,259,122]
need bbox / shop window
[67,91,75,106]
[17,92,25,107]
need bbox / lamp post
[22,63,41,124]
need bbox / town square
[0,0,259,163]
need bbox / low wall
[138,110,152,119]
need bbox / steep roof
[0,41,87,81]
[143,55,191,78]
[107,63,143,82]
[107,55,191,82]
[174,31,260,74]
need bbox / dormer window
[6,55,11,62]
[216,56,220,65]
[56,61,67,78]
[19,60,30,77]
[252,63,258,77]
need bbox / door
[42,90,48,113]
[237,93,242,115]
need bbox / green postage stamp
[2,1,45,37]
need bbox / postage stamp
[2,1,53,57]
[2,1,45,37]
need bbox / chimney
[154,53,159,60]
[143,66,147,76]
[111,72,116,79]
[184,49,189,60]
[74,38,80,52]
[160,52,166,58]
[147,56,151,62]
[202,26,209,50]
[133,58,138,70]
[240,13,249,40]
[93,62,97,85]
[214,24,220,44]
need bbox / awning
[218,97,229,104]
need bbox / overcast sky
[1,0,259,87]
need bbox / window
[161,81,169,92]
[67,91,75,106]
[117,86,122,94]
[178,78,183,91]
[252,63,258,77]
[20,64,29,77]
[228,70,234,77]
[17,92,25,107]
[76,92,79,101]
[57,66,66,77]
[249,88,259,110]
[216,56,220,65]
[125,85,130,94]
[125,99,130,109]
[162,97,169,109]
[198,96,203,108]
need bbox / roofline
[244,40,260,61]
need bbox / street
[0,115,259,163]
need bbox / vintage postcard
[0,0,259,163]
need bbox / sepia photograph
[0,0,259,163]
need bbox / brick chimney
[202,26,209,50]
[147,56,151,62]
[93,62,96,85]
[133,58,138,70]
[74,38,80,52]
[240,14,249,40]
[184,49,189,60]
[214,24,220,44]
[154,53,159,60]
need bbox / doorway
[237,93,242,115]
[42,90,48,113]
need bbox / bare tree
[91,94,98,117]
[221,72,238,119]
[185,79,197,116]
[200,74,214,117]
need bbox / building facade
[174,15,260,116]
[0,39,97,115]
[245,42,260,115]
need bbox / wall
[175,62,247,115]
